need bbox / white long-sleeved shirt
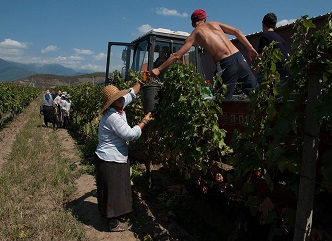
[95,88,142,163]
[60,99,71,117]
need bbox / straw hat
[101,85,130,113]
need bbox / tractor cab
[104,28,249,144]
[104,28,215,83]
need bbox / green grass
[0,106,85,240]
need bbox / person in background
[153,46,169,68]
[95,77,153,232]
[151,9,258,100]
[43,89,53,100]
[59,91,68,126]
[51,90,56,100]
[258,12,290,85]
[53,90,62,105]
[60,93,71,128]
[153,46,169,81]
[41,93,56,128]
[53,90,62,128]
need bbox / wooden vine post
[293,70,322,240]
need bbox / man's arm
[151,34,195,77]
[219,23,258,60]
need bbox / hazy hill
[12,73,106,89]
[0,58,92,82]
[0,58,37,81]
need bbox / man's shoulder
[262,31,281,37]
[203,21,221,27]
[194,21,219,32]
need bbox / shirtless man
[151,9,258,99]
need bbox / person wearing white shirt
[60,94,71,128]
[95,77,153,232]
[53,91,62,128]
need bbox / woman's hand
[141,112,154,125]
[143,112,153,121]
[138,112,154,129]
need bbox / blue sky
[0,0,331,73]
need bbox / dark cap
[191,9,206,23]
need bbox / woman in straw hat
[95,77,153,232]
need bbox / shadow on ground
[63,169,195,241]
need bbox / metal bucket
[140,83,161,114]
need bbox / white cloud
[49,55,86,69]
[0,50,101,72]
[93,52,106,61]
[0,48,24,56]
[73,48,94,55]
[0,39,28,57]
[277,19,296,27]
[41,45,60,54]
[69,55,85,61]
[138,24,153,34]
[0,38,28,49]
[79,63,104,72]
[0,56,45,65]
[0,39,103,72]
[156,7,188,18]
[20,55,84,65]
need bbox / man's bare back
[151,9,257,78]
[191,21,240,62]
[150,9,258,99]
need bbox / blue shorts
[215,52,258,99]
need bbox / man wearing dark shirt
[258,13,290,84]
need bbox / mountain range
[0,58,92,82]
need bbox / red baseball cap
[191,9,207,23]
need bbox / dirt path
[0,100,192,241]
[55,129,192,241]
[0,100,140,240]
